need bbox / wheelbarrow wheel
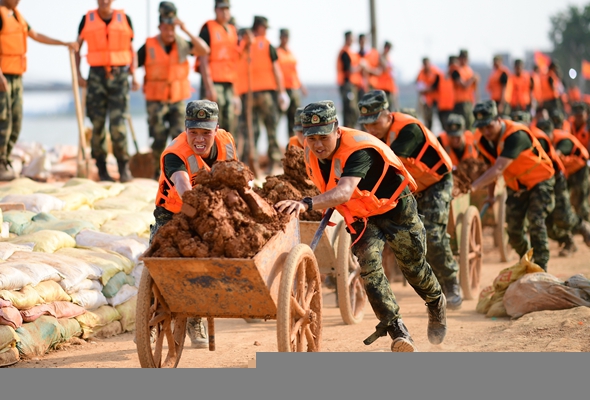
[136,266,187,368]
[335,221,367,324]
[494,190,513,262]
[459,205,483,300]
[277,244,322,352]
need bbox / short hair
[344,31,352,38]
[359,34,366,40]
[422,57,430,64]
[514,59,523,66]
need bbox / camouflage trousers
[546,172,579,244]
[567,165,590,223]
[506,177,555,270]
[349,191,443,325]
[415,174,459,285]
[284,88,301,137]
[421,103,434,130]
[453,101,474,131]
[200,82,235,134]
[149,208,174,245]
[147,100,185,176]
[0,74,23,163]
[86,67,130,162]
[339,82,359,129]
[238,91,281,167]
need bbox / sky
[16,0,590,86]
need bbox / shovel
[127,115,155,179]
[68,48,90,178]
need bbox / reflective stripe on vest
[80,9,133,67]
[0,6,27,75]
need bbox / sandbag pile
[0,178,155,365]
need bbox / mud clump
[145,160,290,259]
[452,158,489,197]
[256,147,322,221]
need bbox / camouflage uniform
[147,100,185,178]
[86,67,130,163]
[199,82,234,133]
[340,82,359,129]
[567,166,590,223]
[239,91,281,166]
[0,75,23,169]
[545,172,578,245]
[285,88,301,137]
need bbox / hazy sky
[16,0,589,86]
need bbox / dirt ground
[8,227,590,369]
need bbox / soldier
[238,16,288,175]
[275,100,447,352]
[76,0,139,182]
[369,41,398,112]
[569,102,590,150]
[565,103,590,223]
[197,0,240,135]
[437,114,479,167]
[416,57,442,130]
[152,100,238,348]
[486,55,512,116]
[137,2,210,180]
[286,107,304,150]
[539,62,563,116]
[471,101,555,271]
[510,59,534,112]
[452,49,478,131]
[358,90,463,310]
[337,31,363,129]
[437,56,457,130]
[277,28,307,139]
[0,0,78,181]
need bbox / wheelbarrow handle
[480,202,490,219]
[309,208,335,251]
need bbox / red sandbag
[0,299,12,308]
[20,301,86,323]
[0,305,23,329]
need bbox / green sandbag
[15,316,63,358]
[3,210,36,235]
[102,272,135,298]
[22,212,96,237]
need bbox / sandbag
[92,196,148,212]
[504,273,590,319]
[75,305,121,338]
[102,272,135,298]
[130,262,144,288]
[0,305,23,329]
[0,347,19,367]
[7,229,76,253]
[70,289,109,310]
[90,320,122,339]
[59,317,82,342]
[20,301,86,323]
[56,247,131,285]
[0,177,52,196]
[2,260,63,287]
[75,230,148,263]
[0,285,44,310]
[0,264,33,291]
[99,211,154,237]
[0,242,33,261]
[115,295,136,332]
[15,315,74,358]
[117,181,158,203]
[106,284,138,307]
[68,279,103,294]
[1,193,65,213]
[33,281,71,303]
[2,210,36,235]
[0,325,18,350]
[21,212,95,237]
[49,209,121,229]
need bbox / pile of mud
[256,147,322,221]
[452,158,489,197]
[145,161,290,259]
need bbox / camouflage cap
[536,118,554,135]
[280,28,289,37]
[253,15,269,29]
[357,90,389,125]
[571,102,588,115]
[185,100,219,130]
[510,110,531,125]
[159,1,177,24]
[301,101,337,136]
[215,0,231,8]
[293,107,304,132]
[445,113,465,137]
[399,108,418,118]
[459,49,468,58]
[472,100,498,128]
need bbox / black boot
[443,278,463,310]
[387,318,418,352]
[0,160,15,181]
[96,157,115,182]
[426,294,447,345]
[118,159,132,183]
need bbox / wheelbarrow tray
[140,217,300,320]
[299,212,343,274]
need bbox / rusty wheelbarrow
[299,211,367,325]
[135,216,323,368]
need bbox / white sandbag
[7,230,76,253]
[130,262,144,288]
[2,261,63,287]
[92,196,148,212]
[67,279,103,294]
[70,289,109,310]
[0,242,34,261]
[99,211,154,237]
[1,193,65,213]
[56,247,132,285]
[49,209,121,229]
[0,265,33,291]
[106,284,138,307]
[75,230,148,262]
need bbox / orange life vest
[287,135,303,150]
[530,127,565,175]
[532,72,542,103]
[195,20,239,83]
[337,46,362,87]
[239,36,276,92]
[304,127,417,232]
[0,6,27,75]
[79,9,133,68]
[155,129,237,213]
[416,66,442,106]
[233,42,249,96]
[552,129,589,176]
[452,64,475,103]
[568,86,582,103]
[277,47,301,90]
[510,71,532,109]
[539,71,560,103]
[384,113,453,192]
[475,120,554,191]
[570,119,590,150]
[437,72,455,112]
[143,36,191,103]
[486,65,513,104]
[369,53,397,94]
[437,131,479,167]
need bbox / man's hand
[77,75,87,88]
[275,199,306,217]
[66,42,80,52]
[483,195,496,207]
[205,86,218,103]
[0,73,8,92]
[131,76,140,91]
[278,91,290,112]
[233,96,242,116]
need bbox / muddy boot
[387,318,418,352]
[443,278,463,310]
[96,157,115,182]
[576,220,590,247]
[0,160,15,181]
[426,294,447,345]
[118,159,133,183]
[186,317,208,349]
[558,236,577,258]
